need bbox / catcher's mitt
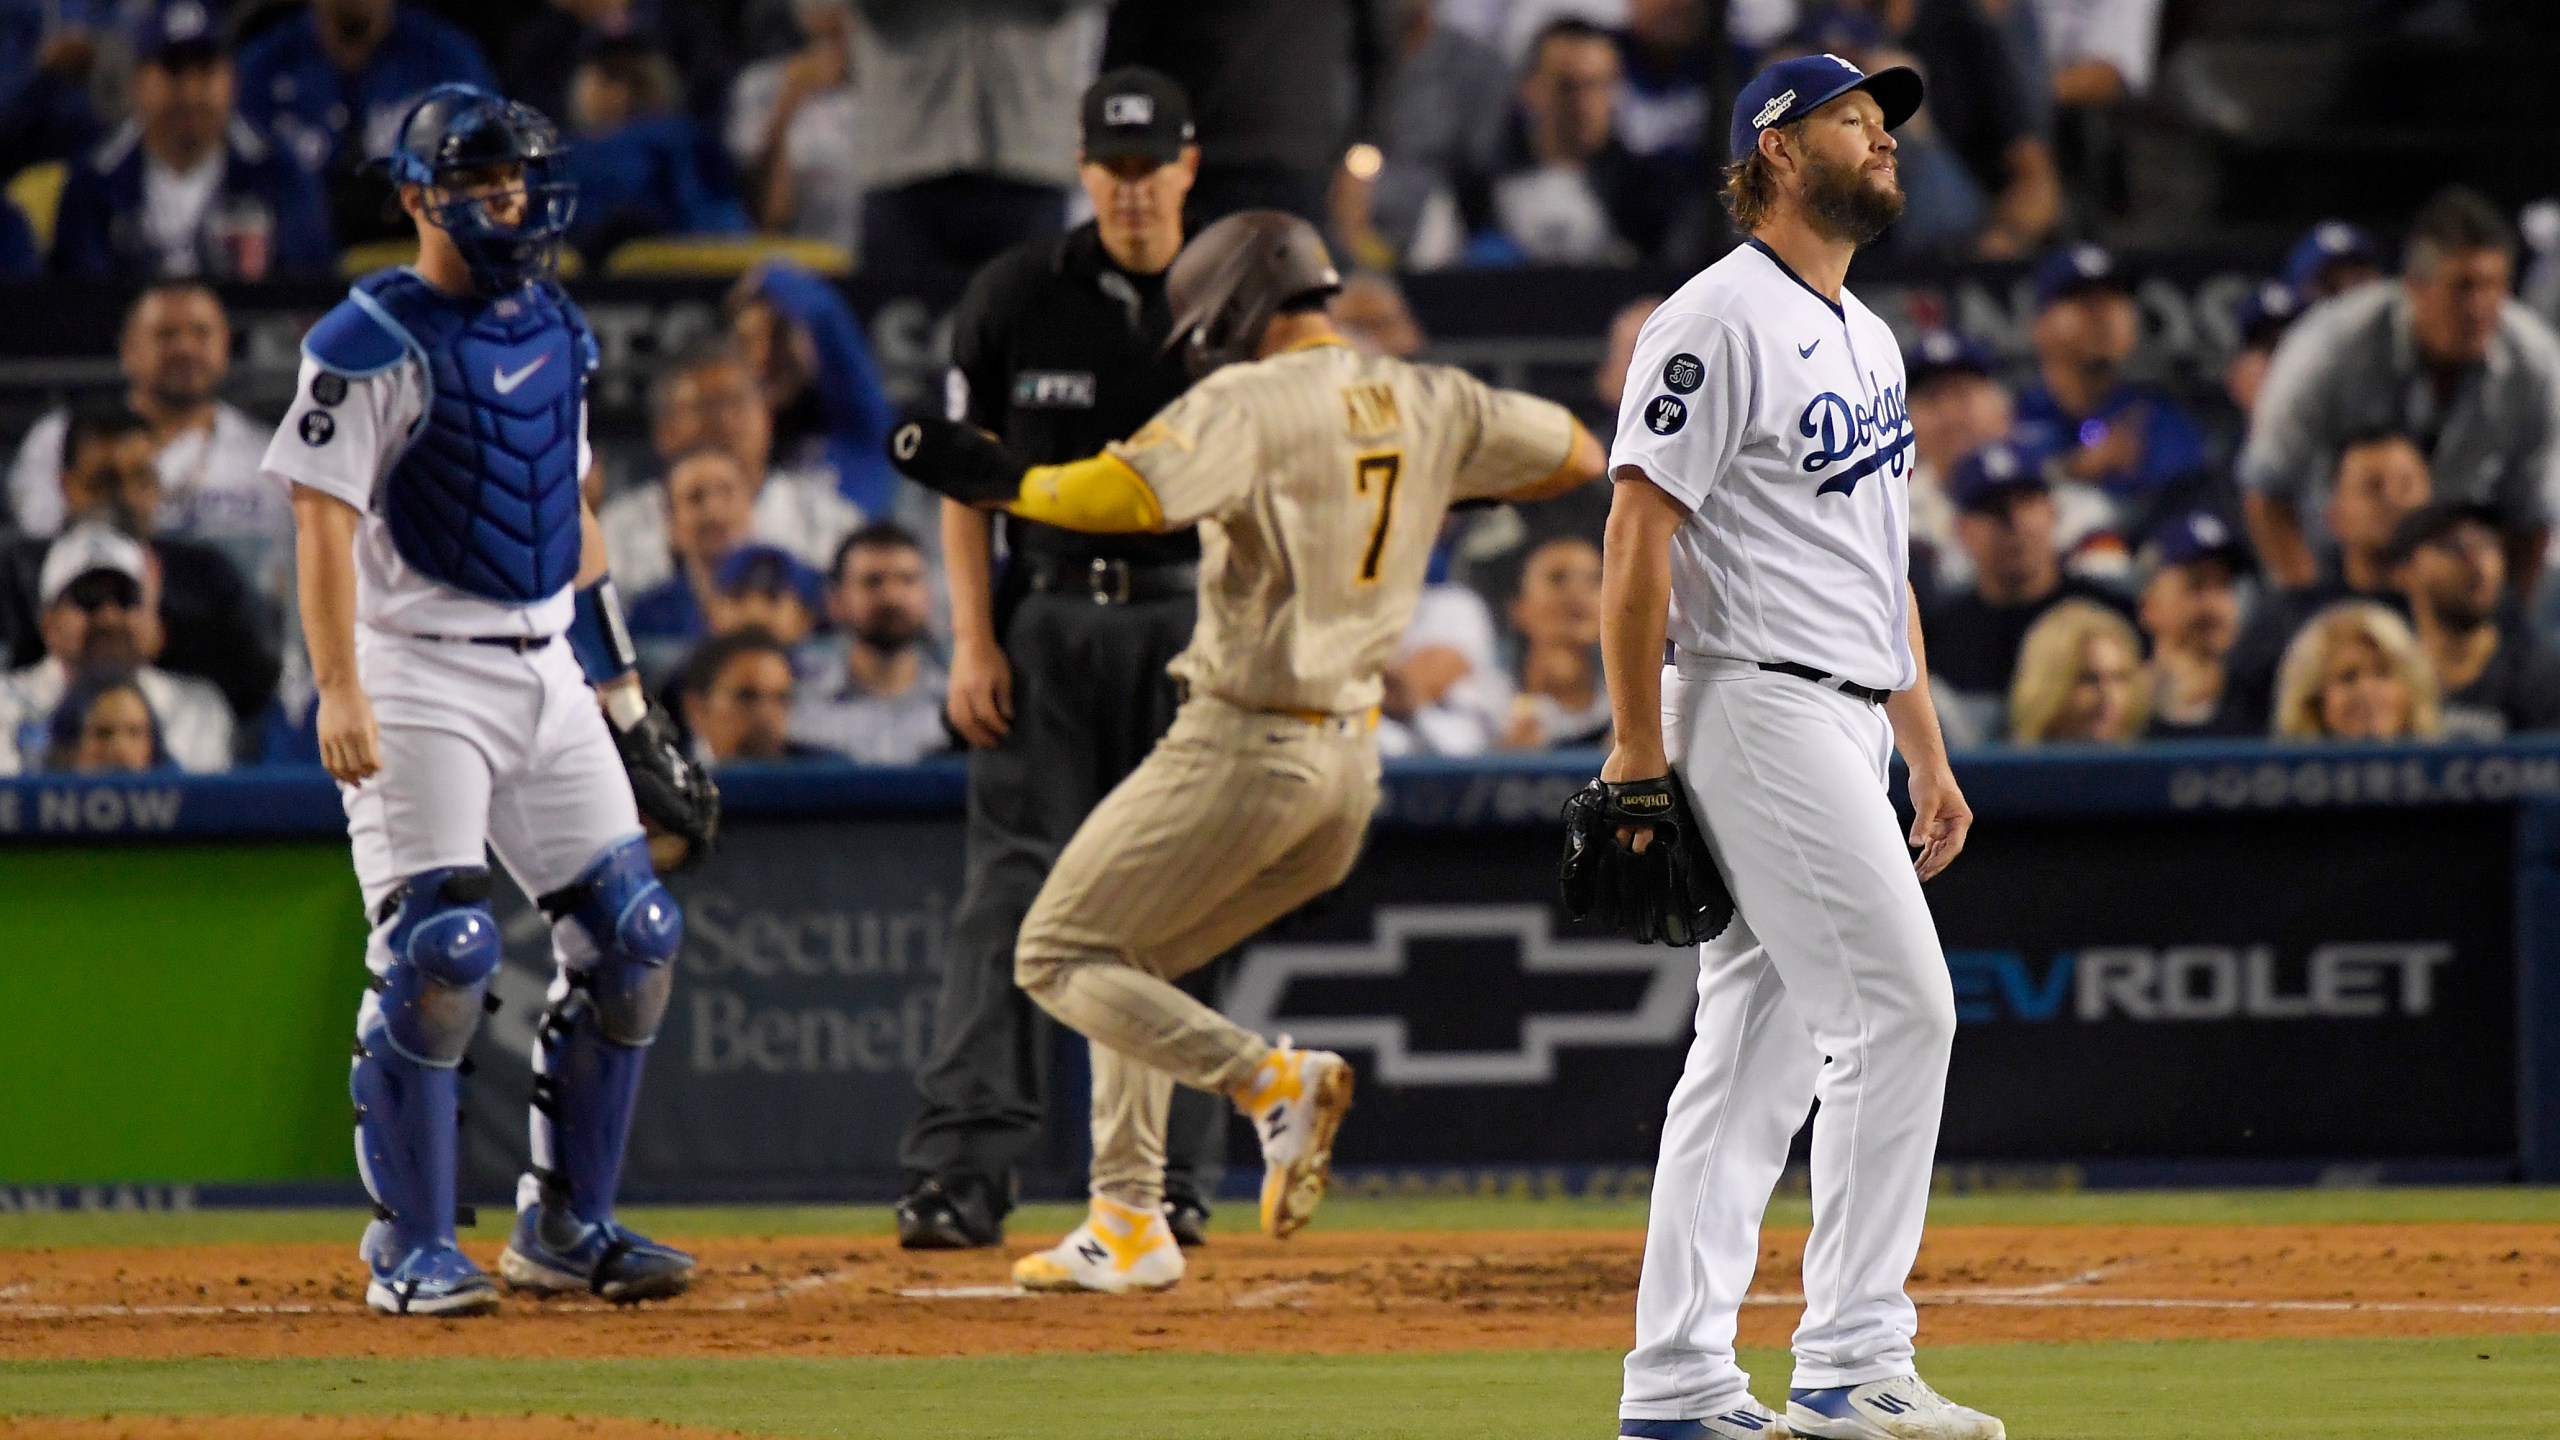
[614,702,720,871]
[1558,774,1735,946]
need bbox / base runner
[890,210,1606,1293]
[1600,56,2001,1439]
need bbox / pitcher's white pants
[1620,660,1956,1421]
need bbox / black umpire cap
[1082,67,1195,166]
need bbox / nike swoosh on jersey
[1797,339,1820,358]
[492,354,552,394]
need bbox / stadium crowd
[0,0,2550,773]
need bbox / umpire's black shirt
[948,222,1200,569]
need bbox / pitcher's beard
[1801,154,1906,245]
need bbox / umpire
[896,67,1230,1250]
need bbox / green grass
[6,1338,2558,1438]
[8,1187,2560,1249]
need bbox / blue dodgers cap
[2031,242,2129,310]
[1728,53,1924,161]
[136,0,222,65]
[2281,220,2383,290]
[1905,327,1996,387]
[2233,279,2303,348]
[713,544,825,609]
[1946,441,2046,513]
[2142,510,2254,574]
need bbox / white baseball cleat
[1619,1395,1795,1436]
[1786,1376,2003,1439]
[1235,1038,1354,1238]
[1011,1195,1186,1294]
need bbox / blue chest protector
[304,269,597,603]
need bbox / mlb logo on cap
[1728,53,1923,161]
[1103,94,1154,128]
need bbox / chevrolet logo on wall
[1227,905,1697,1085]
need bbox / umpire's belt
[1757,660,1893,705]
[1025,557,1196,605]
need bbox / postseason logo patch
[1662,353,1703,394]
[1645,395,1687,436]
[310,371,348,407]
[298,410,335,446]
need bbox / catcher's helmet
[382,84,576,292]
[1164,210,1343,378]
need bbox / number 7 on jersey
[1354,451,1401,584]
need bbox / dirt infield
[4,1223,2556,1360]
[12,1420,758,1440]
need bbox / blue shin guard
[526,837,681,1225]
[351,868,500,1256]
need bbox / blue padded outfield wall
[5,740,2559,1205]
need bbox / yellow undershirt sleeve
[1011,453,1167,533]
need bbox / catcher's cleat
[499,1203,694,1303]
[1012,1195,1185,1294]
[1236,1038,1354,1238]
[362,1224,500,1317]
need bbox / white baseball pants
[1621,658,1956,1422]
[341,628,642,945]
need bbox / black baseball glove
[886,416,1028,506]
[614,702,719,871]
[1558,774,1734,946]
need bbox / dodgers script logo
[1798,376,1911,497]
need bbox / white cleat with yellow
[1012,1195,1186,1294]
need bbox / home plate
[897,1284,1034,1299]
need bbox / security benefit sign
[1228,830,1697,1165]
[1922,809,2516,1160]
[464,818,962,1196]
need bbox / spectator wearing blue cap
[2389,501,2560,739]
[707,542,825,652]
[2224,279,2303,422]
[791,522,950,765]
[52,5,332,281]
[232,0,495,246]
[2135,509,2253,738]
[559,36,750,265]
[2241,187,2560,599]
[1922,439,2134,745]
[2012,243,2211,508]
[625,447,759,685]
[2282,219,2386,304]
[1903,328,2013,597]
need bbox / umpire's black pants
[898,589,1227,1208]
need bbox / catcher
[889,210,1606,1293]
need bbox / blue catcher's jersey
[297,270,597,605]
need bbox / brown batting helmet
[1164,210,1343,377]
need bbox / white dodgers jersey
[1608,240,1916,692]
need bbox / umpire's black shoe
[896,1177,1003,1250]
[1163,1192,1212,1248]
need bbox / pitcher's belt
[1758,660,1892,705]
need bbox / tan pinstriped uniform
[1014,337,1580,1207]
